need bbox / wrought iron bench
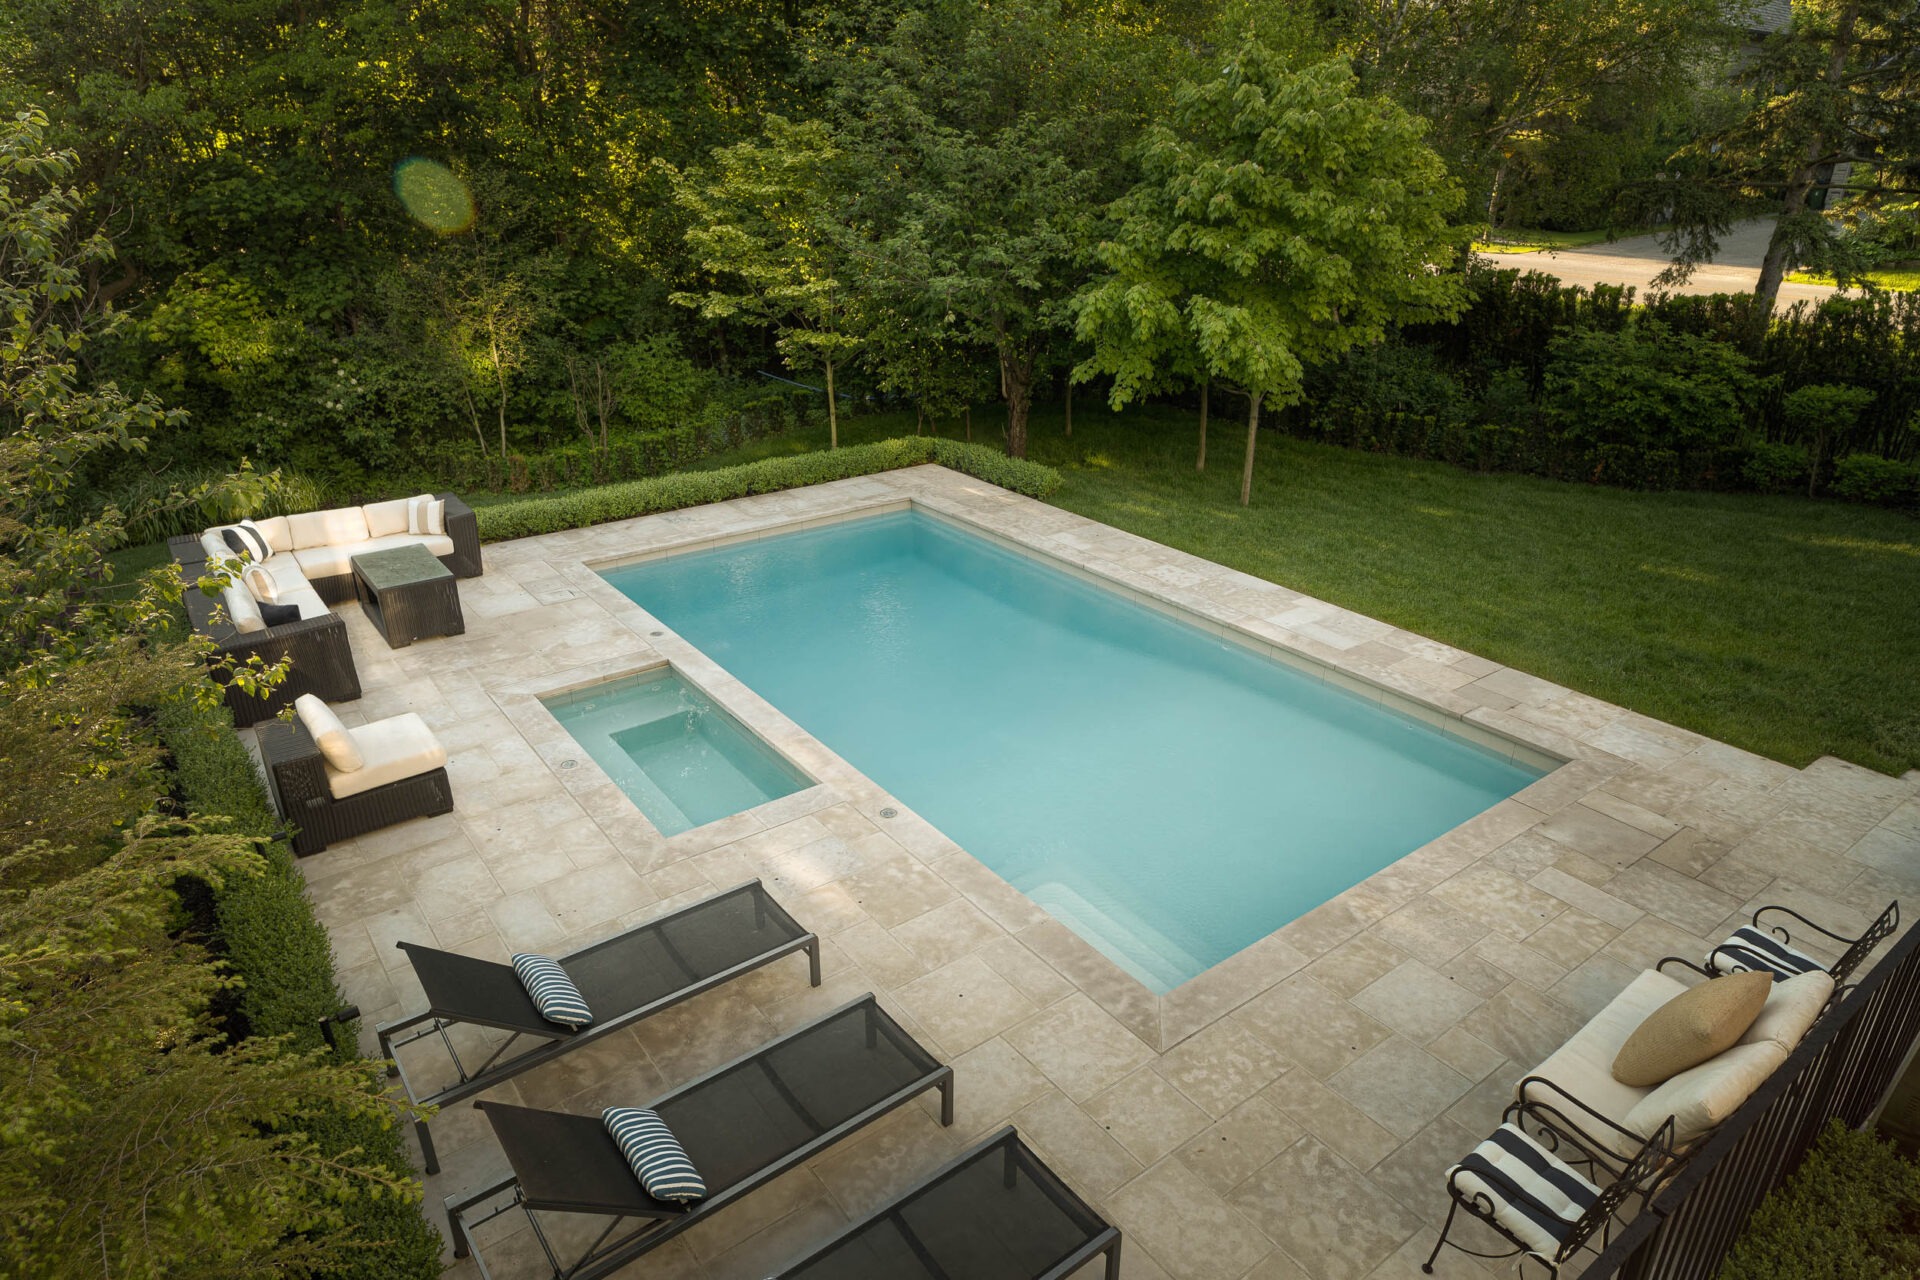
[1658,900,1899,1004]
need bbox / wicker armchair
[170,541,362,727]
[258,715,452,856]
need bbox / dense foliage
[2,0,1855,502]
[0,112,429,1276]
[475,436,1060,540]
[1719,1121,1920,1280]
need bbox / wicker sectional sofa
[170,493,481,726]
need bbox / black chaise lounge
[377,880,818,1173]
[445,994,953,1280]
[771,1126,1122,1280]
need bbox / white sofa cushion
[1738,970,1834,1054]
[1625,1040,1788,1146]
[281,585,330,621]
[200,531,235,563]
[290,534,455,580]
[362,497,412,538]
[253,514,294,553]
[327,713,447,800]
[1520,969,1685,1158]
[288,506,371,550]
[221,582,267,633]
[295,695,363,772]
[408,495,445,535]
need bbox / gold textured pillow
[1613,970,1773,1088]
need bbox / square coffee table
[351,544,465,649]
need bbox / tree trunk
[1001,350,1034,459]
[964,407,971,442]
[916,404,924,436]
[1755,0,1857,312]
[1197,381,1209,471]
[491,330,507,458]
[1064,378,1073,437]
[1240,390,1263,507]
[825,358,838,450]
[462,384,488,456]
[1485,156,1512,229]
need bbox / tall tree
[1636,0,1920,310]
[1076,46,1471,504]
[673,117,864,449]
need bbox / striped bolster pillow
[509,953,594,1028]
[603,1107,706,1203]
[1708,926,1825,980]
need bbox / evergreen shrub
[1719,1121,1920,1280]
[475,438,1061,541]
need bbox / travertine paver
[281,465,1920,1279]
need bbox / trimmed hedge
[1719,1121,1920,1280]
[474,436,1062,542]
[158,695,442,1280]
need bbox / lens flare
[392,158,475,234]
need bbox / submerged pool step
[1027,881,1205,994]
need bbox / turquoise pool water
[602,512,1544,992]
[544,669,810,837]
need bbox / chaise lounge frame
[445,993,953,1280]
[771,1125,1122,1280]
[377,879,818,1173]
[1657,900,1899,1002]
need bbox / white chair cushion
[362,497,412,538]
[1449,1123,1601,1261]
[1521,970,1682,1157]
[287,506,371,550]
[294,694,364,772]
[327,713,447,800]
[1625,1040,1788,1146]
[253,514,294,553]
[200,531,234,563]
[1738,970,1834,1054]
[221,582,267,634]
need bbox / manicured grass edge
[1717,1120,1920,1280]
[158,695,442,1279]
[473,436,1061,541]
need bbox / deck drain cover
[559,759,577,770]
[879,807,897,818]
[650,630,664,637]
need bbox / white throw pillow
[294,694,364,773]
[406,494,444,536]
[362,497,412,538]
[242,563,280,604]
[1738,970,1834,1054]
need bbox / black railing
[1582,915,1920,1279]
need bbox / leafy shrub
[157,694,442,1280]
[1741,441,1812,493]
[1544,321,1756,467]
[475,437,1061,541]
[1719,1121,1920,1280]
[1831,455,1920,506]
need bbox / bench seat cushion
[1522,970,1681,1155]
[288,506,371,550]
[327,712,448,799]
[291,533,457,580]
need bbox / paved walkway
[294,466,1919,1280]
[1483,218,1846,310]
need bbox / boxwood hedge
[474,437,1062,542]
[158,695,443,1280]
[1719,1120,1920,1280]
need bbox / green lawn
[1473,227,1619,254]
[1787,266,1920,292]
[698,403,1920,776]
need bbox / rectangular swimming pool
[602,511,1545,992]
[544,668,811,837]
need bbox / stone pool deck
[295,464,1920,1280]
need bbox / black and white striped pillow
[219,523,271,562]
[603,1107,706,1203]
[509,953,594,1028]
[1708,926,1824,980]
